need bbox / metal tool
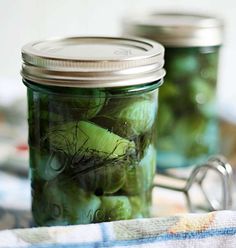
[154,155,233,212]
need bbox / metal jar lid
[123,12,224,47]
[21,36,165,88]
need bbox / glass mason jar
[124,13,224,168]
[21,37,165,226]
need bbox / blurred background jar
[124,13,224,169]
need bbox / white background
[0,0,235,121]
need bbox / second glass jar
[124,13,224,168]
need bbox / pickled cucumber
[123,145,156,194]
[48,90,106,120]
[74,160,127,194]
[98,97,157,137]
[46,121,135,158]
[32,179,101,226]
[94,196,132,222]
[30,149,67,181]
[129,190,151,218]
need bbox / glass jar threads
[21,37,165,226]
[124,13,224,168]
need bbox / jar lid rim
[21,36,165,88]
[123,12,224,47]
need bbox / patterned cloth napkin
[0,211,236,248]
[0,150,236,247]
